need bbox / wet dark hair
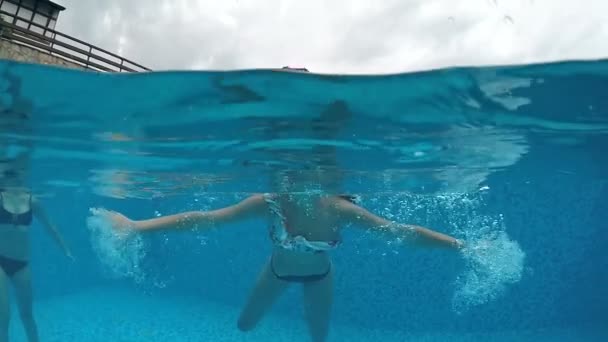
[281,66,309,72]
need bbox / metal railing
[0,10,151,72]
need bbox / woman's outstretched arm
[104,194,267,233]
[32,197,74,259]
[334,197,463,249]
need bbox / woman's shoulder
[324,194,361,205]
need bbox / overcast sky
[53,0,608,74]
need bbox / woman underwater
[95,181,463,342]
[0,70,73,342]
[93,66,464,342]
[0,155,73,342]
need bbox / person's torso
[0,191,32,261]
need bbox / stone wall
[0,38,86,70]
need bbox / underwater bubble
[452,231,525,314]
[86,208,147,283]
[365,190,525,313]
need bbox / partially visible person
[0,155,73,342]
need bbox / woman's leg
[0,268,9,342]
[237,259,289,332]
[302,268,334,342]
[11,266,38,342]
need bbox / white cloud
[53,0,608,73]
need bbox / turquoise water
[1,58,607,341]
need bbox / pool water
[1,59,607,341]
[8,287,607,341]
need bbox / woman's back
[269,194,343,242]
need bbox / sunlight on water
[86,208,147,283]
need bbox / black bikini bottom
[0,254,28,277]
[270,256,331,283]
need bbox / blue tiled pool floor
[8,287,606,342]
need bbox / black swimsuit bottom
[270,255,331,283]
[0,254,27,277]
[0,193,32,277]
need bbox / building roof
[46,1,66,11]
[2,0,66,11]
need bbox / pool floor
[8,287,606,342]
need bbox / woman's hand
[453,238,466,250]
